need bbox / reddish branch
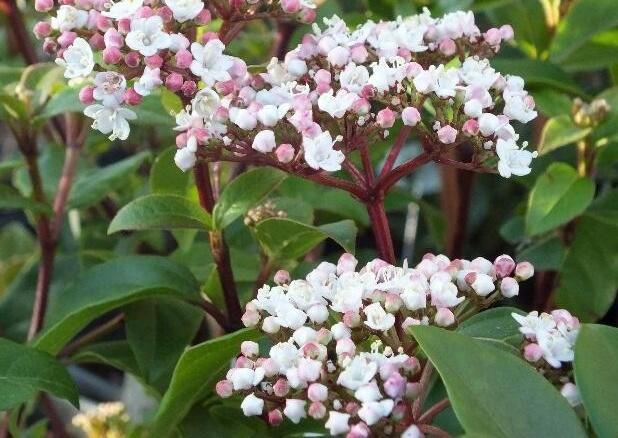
[418,397,450,424]
[0,0,38,64]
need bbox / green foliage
[538,115,591,155]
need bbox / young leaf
[255,218,357,261]
[108,194,212,234]
[33,256,200,354]
[152,329,261,437]
[0,337,78,409]
[573,324,618,437]
[525,163,594,236]
[411,326,586,438]
[538,115,591,155]
[213,168,287,229]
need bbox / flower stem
[365,199,396,264]
[418,397,450,424]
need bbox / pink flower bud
[316,328,332,345]
[274,269,291,285]
[103,46,122,64]
[201,31,218,44]
[336,338,356,357]
[350,44,368,63]
[241,309,260,327]
[234,356,253,369]
[124,51,141,68]
[89,33,105,50]
[104,28,124,48]
[308,402,326,419]
[181,80,197,97]
[551,309,580,330]
[145,54,163,69]
[275,144,295,164]
[135,5,154,18]
[377,107,396,128]
[343,311,361,328]
[500,24,514,40]
[175,133,187,148]
[462,119,479,135]
[345,401,360,415]
[500,277,519,298]
[35,0,54,12]
[241,341,259,358]
[268,409,283,426]
[437,125,458,144]
[33,22,52,39]
[252,130,277,153]
[360,84,376,99]
[281,0,301,13]
[523,343,543,362]
[58,31,77,48]
[195,9,212,25]
[515,261,534,281]
[79,86,95,104]
[314,69,331,85]
[391,403,407,422]
[117,18,131,34]
[215,379,233,398]
[175,49,193,69]
[397,47,412,61]
[484,28,502,46]
[96,15,113,32]
[215,80,235,96]
[439,38,457,56]
[352,98,370,115]
[401,106,421,126]
[273,378,289,397]
[124,88,142,106]
[262,358,278,377]
[337,253,358,275]
[327,46,350,67]
[165,72,184,92]
[402,356,420,374]
[307,383,328,402]
[435,308,456,327]
[299,7,316,23]
[384,293,402,313]
[384,372,406,398]
[348,422,370,438]
[493,255,515,278]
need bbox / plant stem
[375,152,433,193]
[412,361,434,420]
[0,0,38,64]
[199,300,230,331]
[194,162,243,330]
[381,126,412,177]
[418,397,450,424]
[60,314,124,358]
[365,199,396,264]
[418,424,452,438]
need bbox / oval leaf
[538,115,592,156]
[108,194,212,234]
[525,163,594,236]
[574,324,618,437]
[411,326,586,438]
[0,338,78,409]
[33,256,199,354]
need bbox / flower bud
[402,424,424,438]
[384,293,402,313]
[377,107,396,128]
[402,106,421,126]
[384,372,406,398]
[307,304,329,324]
[252,130,277,153]
[33,22,52,39]
[327,46,350,67]
[181,80,197,97]
[500,24,514,40]
[262,316,280,333]
[241,393,264,416]
[96,15,113,32]
[165,72,184,92]
[299,7,316,24]
[58,31,77,48]
[241,309,260,327]
[103,47,122,64]
[308,402,326,419]
[281,0,301,13]
[336,338,356,357]
[273,269,290,285]
[331,322,351,340]
[560,383,581,407]
[307,383,328,402]
[493,255,515,278]
[337,253,358,275]
[348,422,370,438]
[484,28,502,46]
[314,69,331,85]
[124,51,141,68]
[117,18,131,34]
[523,343,543,362]
[234,356,253,369]
[406,382,422,399]
[343,311,361,328]
[273,378,289,397]
[439,38,456,56]
[434,308,455,327]
[316,327,333,345]
[124,88,143,106]
[462,118,479,135]
[287,58,308,77]
[79,86,95,104]
[500,277,519,298]
[145,54,163,69]
[437,125,457,144]
[175,49,193,69]
[215,379,233,398]
[268,409,283,426]
[195,9,212,25]
[471,273,495,297]
[35,0,54,12]
[350,44,368,63]
[515,262,534,281]
[275,144,295,164]
[88,32,105,50]
[241,341,259,358]
[104,28,124,48]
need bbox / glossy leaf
[458,307,525,347]
[149,147,190,195]
[538,115,591,155]
[411,326,586,438]
[108,194,212,234]
[0,337,78,409]
[526,163,594,236]
[574,324,618,437]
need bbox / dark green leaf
[149,147,190,195]
[72,341,141,378]
[0,185,52,214]
[458,307,525,346]
[538,115,591,155]
[517,236,566,271]
[491,59,583,95]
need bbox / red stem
[1,0,38,64]
[376,152,433,193]
[418,397,450,424]
[365,199,396,264]
[381,126,412,177]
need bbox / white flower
[470,273,495,297]
[269,342,300,373]
[369,58,398,93]
[134,66,162,96]
[84,105,136,141]
[496,138,537,178]
[413,65,459,98]
[357,399,394,426]
[190,40,234,86]
[318,89,358,118]
[331,322,351,340]
[240,393,264,416]
[229,108,257,131]
[430,279,464,308]
[478,113,501,137]
[288,280,325,311]
[263,57,293,85]
[512,311,556,341]
[274,301,307,329]
[537,332,574,368]
[165,0,204,23]
[102,0,143,19]
[560,383,581,407]
[325,411,350,435]
[337,356,378,390]
[402,425,424,438]
[303,131,345,171]
[354,381,382,403]
[331,272,365,313]
[192,88,220,118]
[56,38,94,79]
[92,72,127,107]
[252,130,277,153]
[51,5,88,31]
[504,94,538,123]
[228,367,265,390]
[174,147,196,171]
[339,63,370,94]
[283,399,306,424]
[363,303,395,331]
[257,104,290,127]
[126,16,171,57]
[292,326,318,346]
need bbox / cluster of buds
[72,402,131,438]
[217,252,534,436]
[33,0,316,141]
[512,309,582,407]
[571,97,611,128]
[171,10,538,178]
[244,200,287,226]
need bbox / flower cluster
[217,252,533,436]
[171,11,537,177]
[33,0,315,141]
[72,401,130,438]
[512,309,582,407]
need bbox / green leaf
[458,307,525,347]
[517,236,566,271]
[38,86,85,119]
[213,168,287,229]
[574,324,618,437]
[525,163,594,236]
[124,298,202,393]
[0,337,78,409]
[411,326,586,438]
[33,256,199,354]
[550,0,618,63]
[538,115,592,155]
[255,218,356,261]
[152,329,260,437]
[68,152,150,209]
[149,147,190,195]
[72,341,141,378]
[556,190,618,321]
[160,88,183,114]
[558,29,618,72]
[132,94,174,127]
[108,194,212,234]
[491,59,583,95]
[0,185,52,214]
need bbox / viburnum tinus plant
[0,0,615,437]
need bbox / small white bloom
[228,367,264,390]
[325,411,350,435]
[257,104,290,127]
[126,16,171,57]
[229,108,257,131]
[190,40,234,86]
[84,105,136,141]
[303,131,345,171]
[283,399,306,424]
[339,63,370,94]
[337,356,378,390]
[357,399,394,426]
[269,342,299,373]
[496,138,537,178]
[560,383,581,407]
[56,38,94,79]
[274,301,307,329]
[512,311,556,341]
[134,66,162,96]
[165,0,204,23]
[537,331,574,368]
[51,5,89,31]
[430,279,464,308]
[174,147,196,171]
[252,130,277,153]
[240,393,264,416]
[471,273,495,297]
[354,381,382,403]
[92,72,127,107]
[318,89,358,118]
[192,88,220,118]
[402,425,424,438]
[102,0,143,19]
[363,303,395,331]
[331,322,351,340]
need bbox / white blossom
[126,16,171,57]
[165,0,204,23]
[56,38,94,79]
[303,131,345,171]
[190,40,234,86]
[83,105,136,141]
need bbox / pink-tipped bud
[234,356,253,369]
[124,88,143,106]
[462,118,479,135]
[307,383,328,402]
[156,5,173,22]
[336,338,356,357]
[494,255,515,278]
[165,72,184,92]
[343,311,361,328]
[377,107,396,128]
[96,15,113,32]
[275,143,295,164]
[103,46,122,64]
[78,86,95,104]
[268,409,283,426]
[57,31,77,48]
[124,51,141,68]
[439,38,457,56]
[384,293,403,313]
[401,106,421,126]
[201,31,218,44]
[195,9,212,25]
[360,84,376,99]
[345,401,360,415]
[308,402,326,419]
[352,98,371,115]
[337,253,358,275]
[241,309,260,327]
[523,343,543,362]
[437,125,458,144]
[435,308,455,327]
[384,372,406,398]
[348,422,370,438]
[117,18,131,34]
[33,21,52,39]
[88,33,105,50]
[314,69,331,85]
[402,356,420,374]
[397,47,412,61]
[350,44,368,63]
[281,0,301,13]
[499,24,514,41]
[515,261,534,281]
[299,7,316,23]
[500,277,519,298]
[215,379,233,398]
[215,80,235,96]
[35,0,54,12]
[273,378,289,397]
[104,28,124,48]
[175,49,193,69]
[240,341,259,358]
[262,358,278,377]
[316,327,332,345]
[484,28,502,46]
[181,80,197,97]
[274,269,291,285]
[135,5,154,18]
[145,54,163,69]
